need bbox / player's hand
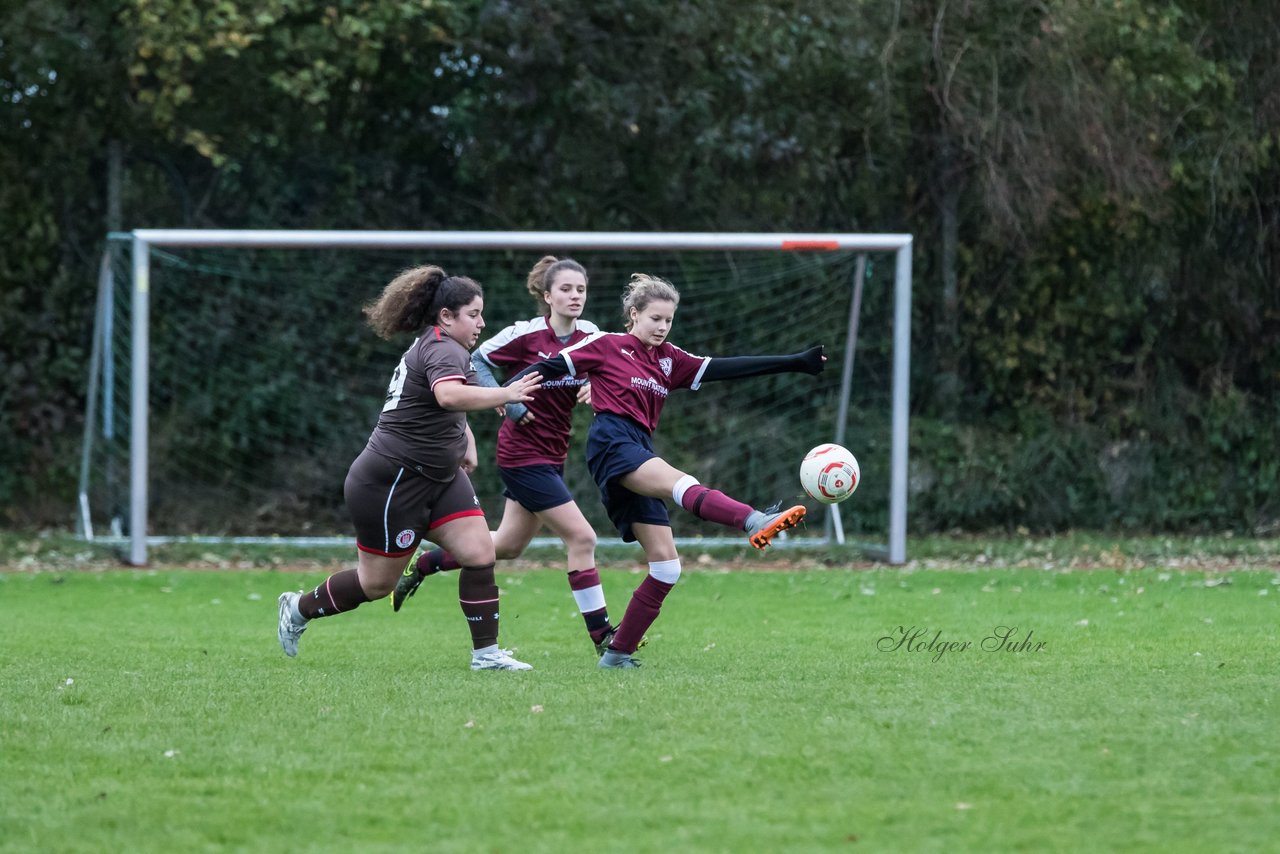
[504,401,533,425]
[506,373,541,403]
[803,344,826,374]
[576,381,592,407]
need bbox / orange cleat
[747,504,806,549]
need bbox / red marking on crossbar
[781,240,840,251]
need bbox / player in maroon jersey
[509,273,826,668]
[391,256,627,655]
[276,264,542,671]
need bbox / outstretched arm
[471,353,529,423]
[435,373,541,412]
[504,354,571,385]
[700,345,825,383]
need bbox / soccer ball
[799,444,860,504]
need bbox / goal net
[79,231,911,565]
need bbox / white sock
[648,558,682,584]
[672,474,699,505]
[571,585,607,613]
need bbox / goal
[78,230,912,565]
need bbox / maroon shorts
[343,448,485,557]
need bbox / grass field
[2,536,1279,852]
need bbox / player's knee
[648,558,682,585]
[564,526,597,553]
[452,541,496,567]
[494,541,523,561]
[361,574,398,599]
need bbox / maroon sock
[298,569,370,620]
[680,485,752,530]
[610,575,675,654]
[416,548,461,575]
[458,563,500,649]
[567,568,612,641]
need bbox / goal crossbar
[102,229,912,565]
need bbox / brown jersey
[365,326,476,482]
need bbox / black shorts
[343,448,484,557]
[585,413,670,543]
[499,463,574,513]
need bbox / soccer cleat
[598,649,642,669]
[747,502,807,549]
[391,561,426,613]
[277,591,307,657]
[594,627,648,658]
[471,648,533,671]
[594,627,618,657]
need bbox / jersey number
[383,356,408,412]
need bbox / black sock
[583,607,612,643]
[458,563,500,649]
[298,569,370,620]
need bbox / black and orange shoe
[747,502,806,549]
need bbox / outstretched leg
[620,457,805,548]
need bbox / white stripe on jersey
[559,330,607,376]
[560,331,707,387]
[475,317,601,367]
[691,356,711,390]
[429,374,466,391]
[474,317,547,367]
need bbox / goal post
[82,230,912,566]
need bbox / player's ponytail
[622,273,680,330]
[365,265,482,338]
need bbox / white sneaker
[277,591,307,657]
[471,648,533,671]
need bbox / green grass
[2,562,1278,852]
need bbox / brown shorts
[343,448,485,557]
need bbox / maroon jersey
[559,332,710,433]
[365,326,475,481]
[476,317,598,467]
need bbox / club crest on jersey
[658,357,673,377]
[395,529,416,549]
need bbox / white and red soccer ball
[799,443,860,504]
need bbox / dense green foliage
[2,1,1277,531]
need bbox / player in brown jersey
[509,274,825,668]
[392,256,629,656]
[276,265,542,671]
